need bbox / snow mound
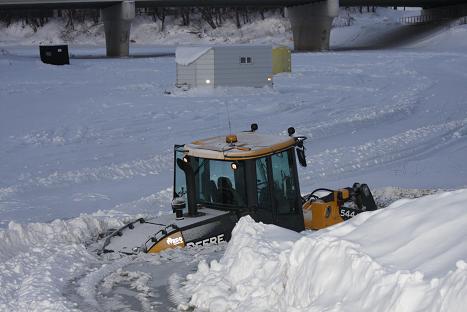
[181,189,467,312]
[407,24,467,52]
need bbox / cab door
[253,156,274,224]
[173,145,187,201]
[269,149,304,231]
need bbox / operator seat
[217,177,235,205]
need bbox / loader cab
[173,126,306,232]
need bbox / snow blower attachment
[302,183,377,230]
[99,124,377,255]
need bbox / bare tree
[200,8,217,29]
[235,8,241,28]
[64,10,74,30]
[154,8,166,31]
[180,8,190,26]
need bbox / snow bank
[408,24,467,52]
[182,189,467,312]
[0,8,421,48]
[0,14,291,47]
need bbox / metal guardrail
[400,14,448,24]
[400,14,467,25]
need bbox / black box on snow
[39,45,70,65]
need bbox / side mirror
[295,136,307,167]
[296,147,307,167]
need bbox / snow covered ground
[1,8,467,312]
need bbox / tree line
[0,6,385,32]
[0,7,285,32]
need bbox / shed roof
[175,46,212,66]
[175,45,273,66]
[184,131,296,160]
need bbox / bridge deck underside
[0,0,467,10]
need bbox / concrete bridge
[1,0,467,56]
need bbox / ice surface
[181,190,467,312]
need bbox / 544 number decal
[339,208,359,220]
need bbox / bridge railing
[400,12,467,25]
[400,14,450,25]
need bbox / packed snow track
[64,245,226,312]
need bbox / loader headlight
[231,162,238,170]
[183,156,189,163]
[205,79,211,84]
[267,76,272,81]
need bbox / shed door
[177,64,197,87]
[191,64,197,87]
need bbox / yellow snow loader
[99,124,377,255]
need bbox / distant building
[175,45,273,88]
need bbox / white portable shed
[175,45,272,88]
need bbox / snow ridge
[181,190,467,312]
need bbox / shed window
[240,56,252,64]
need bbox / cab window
[174,146,187,199]
[194,158,247,208]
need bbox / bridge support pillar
[287,0,339,51]
[101,1,135,57]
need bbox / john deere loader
[99,124,377,255]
